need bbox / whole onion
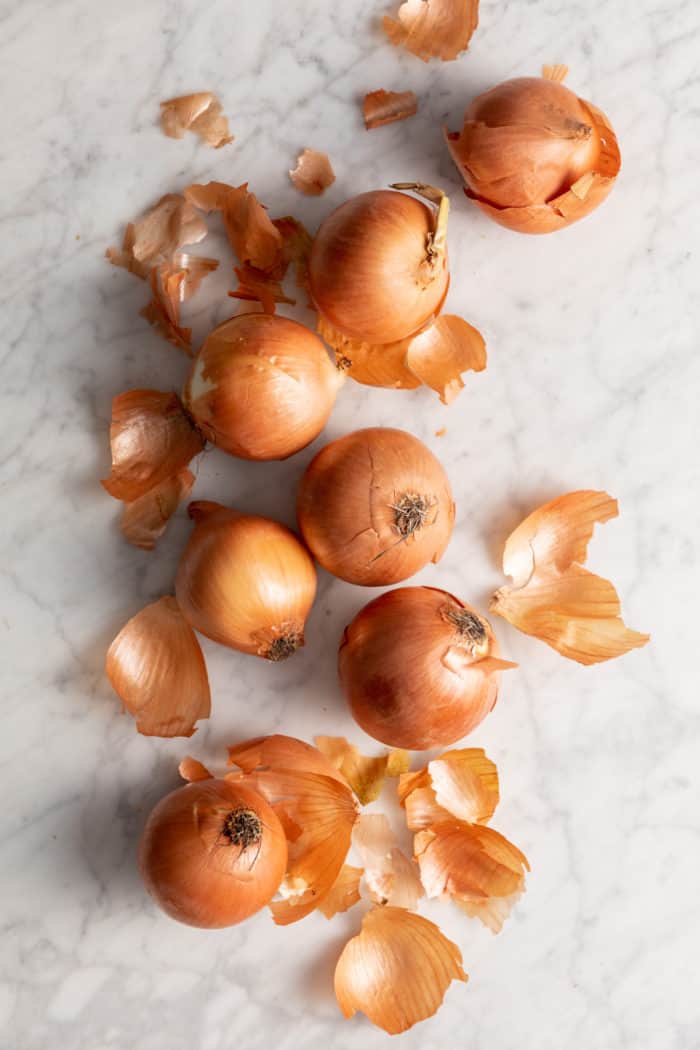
[309,188,449,344]
[183,313,341,460]
[446,68,621,234]
[297,427,454,586]
[339,586,513,749]
[176,501,317,660]
[139,778,287,927]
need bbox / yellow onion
[139,778,287,928]
[445,66,621,234]
[309,186,449,344]
[297,427,454,586]
[339,586,515,749]
[183,313,341,460]
[175,501,317,660]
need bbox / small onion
[446,67,621,234]
[175,501,317,660]
[139,779,287,928]
[183,313,341,461]
[297,427,454,586]
[339,586,514,749]
[309,188,449,344]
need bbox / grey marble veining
[1,1,699,1047]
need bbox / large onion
[309,188,449,344]
[339,586,514,749]
[297,427,454,586]
[139,778,287,928]
[175,501,317,660]
[445,66,621,234]
[183,313,341,460]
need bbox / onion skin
[175,501,317,659]
[139,779,287,928]
[339,587,509,749]
[297,427,454,586]
[183,314,340,461]
[446,73,620,233]
[309,190,449,344]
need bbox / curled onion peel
[175,501,317,661]
[315,735,410,805]
[383,0,479,63]
[334,907,467,1034]
[289,148,336,196]
[490,490,650,663]
[309,185,449,344]
[298,427,454,586]
[339,586,515,749]
[139,778,287,927]
[363,90,418,129]
[398,747,499,829]
[353,812,423,910]
[160,92,233,149]
[446,66,621,234]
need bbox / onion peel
[106,194,207,278]
[105,596,210,737]
[490,490,650,664]
[178,756,213,782]
[383,0,479,63]
[334,906,467,1034]
[159,92,233,149]
[228,263,295,314]
[101,389,204,503]
[363,90,418,129]
[184,181,283,272]
[227,733,348,786]
[140,265,192,354]
[120,468,194,550]
[318,864,363,919]
[315,736,410,805]
[399,747,499,829]
[353,813,423,909]
[289,149,336,197]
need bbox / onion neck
[390,182,449,279]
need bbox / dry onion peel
[383,0,479,63]
[140,264,192,353]
[120,468,194,551]
[415,822,529,933]
[226,767,358,924]
[445,66,621,234]
[175,501,317,660]
[335,906,467,1034]
[315,736,410,805]
[160,92,233,149]
[298,428,454,587]
[227,733,348,787]
[289,149,336,197]
[318,864,363,919]
[405,314,486,404]
[353,813,423,909]
[106,596,210,737]
[399,748,499,829]
[101,390,204,503]
[363,90,418,129]
[178,755,213,782]
[490,490,650,664]
[229,264,295,314]
[185,181,282,271]
[106,194,207,278]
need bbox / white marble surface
[2,0,699,1047]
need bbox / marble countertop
[2,1,699,1048]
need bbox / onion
[139,778,287,928]
[297,427,454,586]
[445,65,621,234]
[175,501,317,659]
[183,313,341,461]
[338,586,515,749]
[309,186,449,344]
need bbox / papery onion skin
[446,72,621,233]
[182,314,340,461]
[175,501,317,660]
[297,427,454,586]
[339,586,513,749]
[309,190,449,344]
[139,779,287,928]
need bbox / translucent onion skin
[175,501,317,660]
[339,587,509,749]
[297,428,454,586]
[446,74,621,233]
[183,314,341,461]
[309,190,449,344]
[139,779,288,928]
